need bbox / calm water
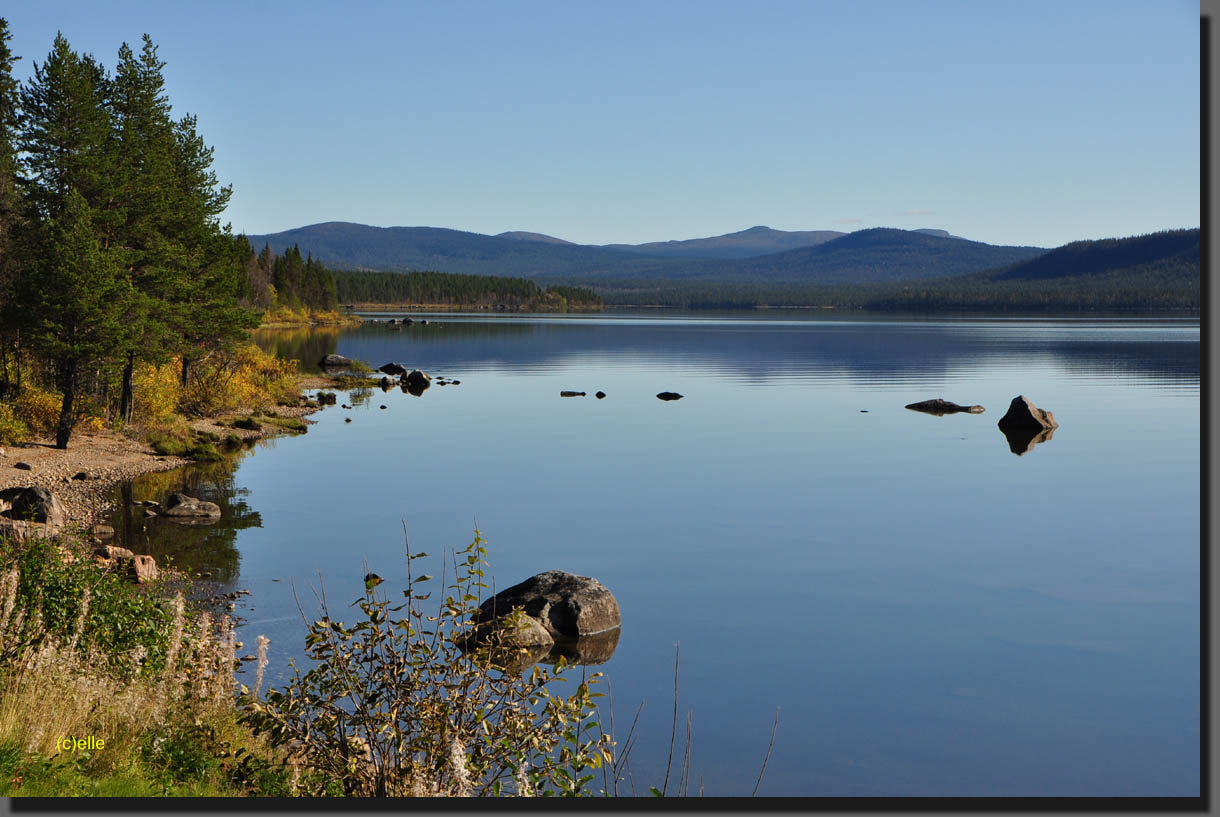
[110,312,1200,797]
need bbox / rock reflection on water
[105,446,263,584]
[1000,424,1057,456]
[545,627,621,666]
[477,627,622,674]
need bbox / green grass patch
[256,416,306,433]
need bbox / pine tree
[14,34,129,447]
[0,18,23,396]
[16,191,131,447]
[164,112,258,389]
[110,35,179,422]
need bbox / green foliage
[240,531,617,797]
[256,416,306,433]
[0,536,170,676]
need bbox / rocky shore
[0,374,335,531]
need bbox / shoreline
[0,374,336,531]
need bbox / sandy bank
[0,375,339,530]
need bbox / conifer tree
[111,35,178,422]
[164,112,258,388]
[14,34,130,446]
[17,191,131,447]
[0,19,23,395]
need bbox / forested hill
[979,228,1199,281]
[596,228,1047,285]
[248,222,1046,285]
[604,228,1199,311]
[600,225,846,258]
[246,222,674,279]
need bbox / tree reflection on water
[106,445,265,584]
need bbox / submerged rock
[560,390,586,397]
[656,392,683,401]
[595,391,606,399]
[905,398,985,415]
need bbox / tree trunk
[181,356,191,389]
[120,350,135,424]
[55,363,77,449]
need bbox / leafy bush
[0,405,29,446]
[0,537,170,677]
[240,531,617,797]
[177,345,300,418]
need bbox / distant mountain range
[245,222,1042,285]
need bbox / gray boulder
[477,570,621,639]
[0,486,66,527]
[378,362,409,376]
[319,353,353,368]
[162,492,222,521]
[997,395,1058,431]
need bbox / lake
[108,311,1200,798]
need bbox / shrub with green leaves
[0,536,171,677]
[239,531,617,797]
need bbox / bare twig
[662,642,679,796]
[752,707,780,797]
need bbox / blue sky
[3,1,1201,248]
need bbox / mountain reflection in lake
[143,312,1197,797]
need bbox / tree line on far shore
[330,269,602,310]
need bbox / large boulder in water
[162,493,221,523]
[319,354,352,368]
[997,395,1058,431]
[378,362,408,376]
[477,570,621,639]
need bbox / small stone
[143,508,157,518]
[656,392,683,401]
[241,654,257,662]
[14,461,31,470]
[379,405,387,409]
[72,471,89,480]
[345,417,352,423]
[595,391,606,399]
